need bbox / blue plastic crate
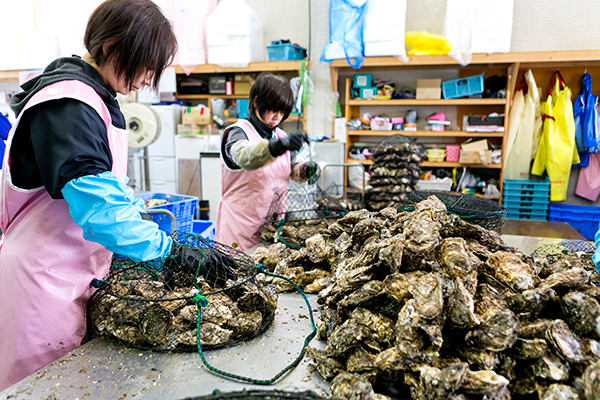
[503,178,550,191]
[353,74,372,88]
[267,42,306,61]
[136,192,198,234]
[504,202,549,213]
[193,220,216,241]
[507,211,548,221]
[549,203,600,240]
[442,73,484,99]
[503,195,549,209]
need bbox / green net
[88,233,277,351]
[404,190,508,231]
[182,390,326,400]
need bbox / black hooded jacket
[9,56,125,199]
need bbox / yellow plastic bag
[405,31,451,56]
[531,71,579,201]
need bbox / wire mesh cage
[323,182,364,211]
[403,190,508,231]
[531,240,600,285]
[88,233,278,351]
[183,390,326,400]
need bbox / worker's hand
[268,132,309,157]
[163,240,238,288]
[299,161,321,183]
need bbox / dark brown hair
[249,73,295,122]
[84,0,177,90]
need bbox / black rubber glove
[268,132,309,157]
[163,241,238,288]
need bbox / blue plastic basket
[193,220,216,241]
[442,73,484,99]
[549,203,600,240]
[507,211,548,221]
[503,178,550,192]
[136,192,198,234]
[266,42,306,61]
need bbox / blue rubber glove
[62,171,172,262]
[593,228,600,271]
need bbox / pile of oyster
[89,274,277,351]
[254,196,600,399]
[365,141,424,212]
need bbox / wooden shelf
[329,51,600,69]
[345,159,502,169]
[174,60,307,75]
[0,70,20,83]
[421,161,502,169]
[347,130,505,138]
[347,98,506,106]
[175,94,248,100]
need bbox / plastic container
[266,41,306,61]
[445,145,460,162]
[206,0,264,67]
[549,203,600,240]
[507,211,548,221]
[503,178,551,192]
[442,73,484,99]
[136,192,199,234]
[235,99,250,119]
[370,117,392,131]
[426,148,446,162]
[192,220,216,240]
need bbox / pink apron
[216,119,291,252]
[0,80,128,391]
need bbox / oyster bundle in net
[365,135,425,212]
[88,233,277,351]
[258,196,600,399]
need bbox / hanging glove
[162,240,238,288]
[268,132,309,157]
[291,161,321,184]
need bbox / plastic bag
[503,70,540,180]
[320,0,368,69]
[573,72,599,167]
[531,71,579,201]
[575,151,600,201]
[405,31,451,56]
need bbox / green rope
[275,219,304,249]
[193,264,317,385]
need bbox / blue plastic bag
[573,73,599,167]
[0,114,11,170]
[320,0,367,69]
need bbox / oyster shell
[485,251,538,292]
[540,267,591,290]
[417,362,467,399]
[459,369,509,395]
[539,383,580,400]
[330,372,380,400]
[445,279,480,329]
[530,351,570,381]
[306,347,344,380]
[509,338,548,359]
[408,272,444,320]
[559,291,600,338]
[583,360,600,400]
[545,319,585,364]
[345,347,377,373]
[227,310,262,338]
[306,233,329,263]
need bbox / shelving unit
[329,51,600,198]
[175,60,309,131]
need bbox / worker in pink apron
[217,73,319,252]
[0,0,234,391]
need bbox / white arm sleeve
[230,139,276,170]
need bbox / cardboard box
[459,150,492,164]
[416,79,442,100]
[234,73,253,95]
[459,139,492,164]
[177,124,209,136]
[182,106,210,125]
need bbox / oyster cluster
[365,140,425,211]
[257,196,600,399]
[89,274,276,351]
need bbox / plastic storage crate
[503,178,550,221]
[442,73,484,99]
[266,41,306,61]
[193,220,216,241]
[549,203,600,241]
[136,192,198,234]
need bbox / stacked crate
[549,204,600,240]
[502,178,550,221]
